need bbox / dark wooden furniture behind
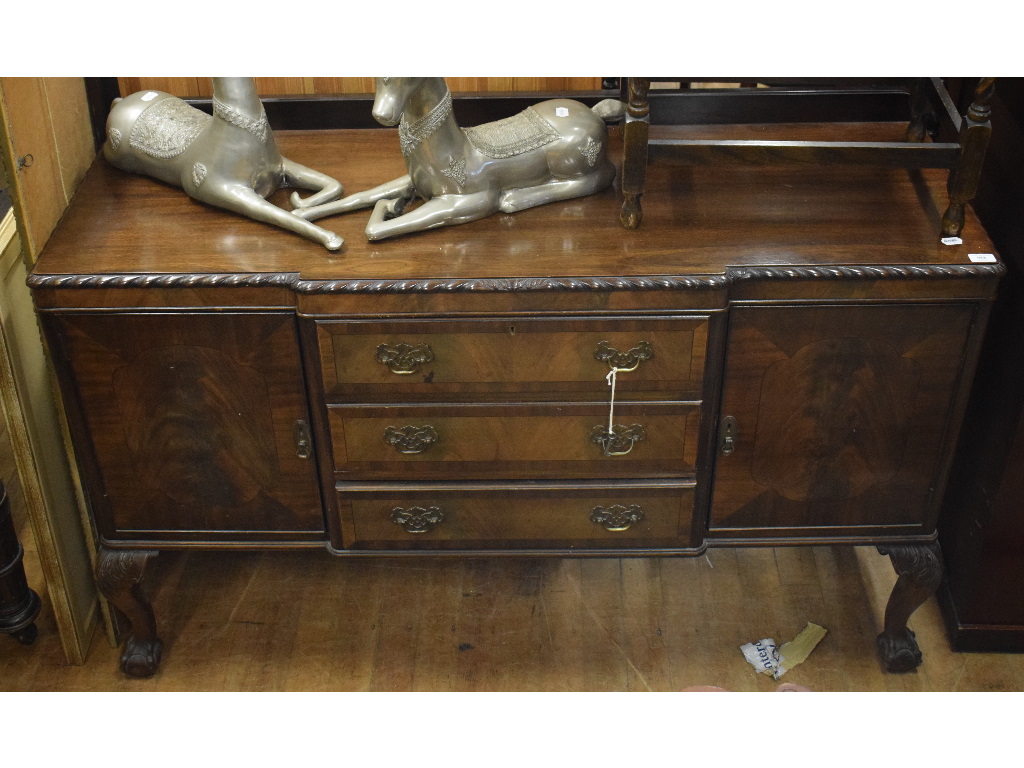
[937,78,1024,652]
[29,124,1001,676]
[0,480,41,645]
[619,78,995,239]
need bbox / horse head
[372,77,429,126]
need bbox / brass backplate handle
[376,342,434,375]
[594,340,654,372]
[591,504,645,532]
[384,425,439,454]
[387,505,444,536]
[391,506,445,533]
[590,424,646,456]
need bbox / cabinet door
[48,313,325,544]
[710,304,977,539]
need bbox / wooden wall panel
[119,77,605,98]
[45,79,95,206]
[0,215,98,665]
[0,78,97,262]
[117,77,206,98]
[0,77,103,664]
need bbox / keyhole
[509,325,516,336]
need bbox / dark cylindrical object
[0,480,41,645]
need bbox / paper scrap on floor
[740,622,827,679]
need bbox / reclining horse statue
[292,77,625,240]
[104,77,346,250]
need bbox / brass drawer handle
[391,505,445,533]
[594,340,654,372]
[384,425,439,454]
[590,424,646,456]
[376,342,434,375]
[591,504,645,532]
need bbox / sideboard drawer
[316,316,709,401]
[336,481,698,550]
[327,402,701,480]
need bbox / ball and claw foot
[877,627,923,673]
[121,636,164,678]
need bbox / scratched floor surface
[3,537,1024,691]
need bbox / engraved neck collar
[212,97,269,143]
[398,88,453,157]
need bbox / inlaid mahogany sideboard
[29,126,1002,677]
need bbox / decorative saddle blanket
[129,98,211,159]
[465,107,560,159]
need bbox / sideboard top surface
[32,125,999,289]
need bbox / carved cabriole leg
[620,78,650,229]
[876,542,943,673]
[96,547,162,677]
[941,78,996,237]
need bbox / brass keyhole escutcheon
[720,415,737,456]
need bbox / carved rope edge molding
[26,263,1005,292]
[293,275,730,293]
[728,263,1007,281]
[26,272,299,290]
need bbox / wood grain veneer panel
[45,312,326,543]
[711,303,977,536]
[316,316,708,402]
[339,482,696,549]
[329,402,700,481]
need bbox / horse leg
[282,158,345,208]
[292,175,416,222]
[365,191,498,241]
[498,165,616,214]
[213,184,344,250]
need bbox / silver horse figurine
[292,77,625,240]
[104,77,346,250]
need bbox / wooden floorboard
[4,534,1024,692]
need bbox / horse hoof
[325,234,344,251]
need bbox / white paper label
[969,253,997,263]
[141,91,159,102]
[740,638,785,678]
[941,236,963,246]
[555,107,569,117]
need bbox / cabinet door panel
[48,313,325,543]
[711,304,976,537]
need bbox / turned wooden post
[876,542,943,673]
[0,481,41,645]
[904,78,935,143]
[620,77,651,229]
[941,78,996,237]
[96,546,162,677]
